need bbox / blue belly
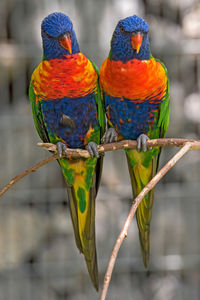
[105,95,160,139]
[41,94,99,148]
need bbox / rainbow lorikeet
[29,12,105,290]
[100,15,169,268]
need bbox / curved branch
[99,142,192,300]
[0,154,58,198]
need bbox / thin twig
[0,154,58,198]
[99,142,192,300]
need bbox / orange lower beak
[59,36,72,54]
[131,33,143,54]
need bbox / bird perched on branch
[29,12,105,290]
[100,15,169,268]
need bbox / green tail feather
[66,183,99,290]
[126,149,158,268]
[136,188,154,269]
[60,157,103,290]
[66,185,83,252]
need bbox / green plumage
[126,63,170,268]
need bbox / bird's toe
[137,134,150,152]
[87,142,99,158]
[57,142,67,158]
[101,128,118,144]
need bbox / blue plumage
[119,15,149,33]
[42,12,79,60]
[41,95,99,148]
[105,96,160,139]
[42,12,73,37]
[110,15,150,62]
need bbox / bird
[100,15,169,268]
[29,12,105,290]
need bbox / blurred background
[0,0,200,299]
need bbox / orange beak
[59,35,72,54]
[131,33,143,54]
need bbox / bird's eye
[120,26,125,33]
[42,26,54,39]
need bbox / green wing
[29,81,49,143]
[90,60,105,134]
[89,60,105,194]
[156,59,170,138]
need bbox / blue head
[41,12,80,60]
[110,15,150,62]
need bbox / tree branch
[37,138,200,158]
[99,142,192,300]
[1,138,200,199]
[0,154,58,198]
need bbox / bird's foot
[57,142,67,158]
[137,134,152,152]
[101,128,118,144]
[87,142,99,158]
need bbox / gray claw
[101,128,118,144]
[87,142,99,158]
[57,142,67,158]
[137,134,150,152]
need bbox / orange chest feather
[100,58,167,102]
[32,53,97,100]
